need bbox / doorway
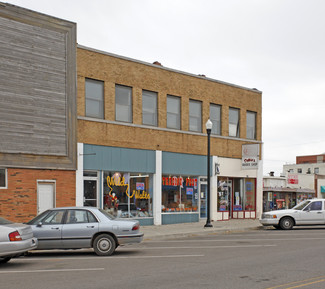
[199,178,207,218]
[83,171,99,207]
[37,181,55,214]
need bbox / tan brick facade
[0,169,75,222]
[77,47,262,157]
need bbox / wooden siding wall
[0,3,77,169]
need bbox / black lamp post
[204,119,213,228]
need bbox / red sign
[288,174,298,184]
[162,176,197,187]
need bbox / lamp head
[206,119,213,131]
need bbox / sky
[4,0,325,176]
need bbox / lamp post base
[204,221,213,228]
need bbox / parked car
[0,217,38,263]
[27,207,144,256]
[260,199,325,230]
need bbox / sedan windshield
[0,217,13,225]
[292,200,311,210]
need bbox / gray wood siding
[0,16,67,156]
[0,3,77,170]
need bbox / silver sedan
[27,207,144,256]
[260,199,325,230]
[0,217,38,263]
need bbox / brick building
[0,3,77,221]
[76,46,263,225]
[0,3,263,225]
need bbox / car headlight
[262,214,278,219]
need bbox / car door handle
[87,226,95,228]
[317,212,323,214]
[51,227,60,230]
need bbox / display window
[263,192,297,212]
[103,172,153,218]
[162,176,199,213]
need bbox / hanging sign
[242,144,259,170]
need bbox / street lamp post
[204,119,213,228]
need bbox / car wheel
[280,217,294,230]
[93,234,116,256]
[0,257,11,263]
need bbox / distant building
[263,153,325,212]
[263,174,314,212]
[283,153,325,199]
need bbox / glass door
[200,178,207,218]
[83,171,99,207]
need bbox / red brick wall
[0,168,76,222]
[296,155,325,164]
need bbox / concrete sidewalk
[141,219,263,241]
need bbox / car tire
[280,217,294,230]
[0,257,11,263]
[93,234,116,256]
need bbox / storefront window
[244,178,255,211]
[162,176,198,213]
[103,172,153,218]
[217,178,230,211]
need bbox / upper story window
[189,100,202,132]
[229,107,240,137]
[167,95,181,130]
[85,78,104,119]
[314,168,319,174]
[115,84,132,123]
[246,111,257,139]
[297,168,302,173]
[0,168,7,189]
[142,90,158,126]
[210,104,221,135]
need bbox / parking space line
[13,254,205,262]
[132,244,276,249]
[0,268,104,274]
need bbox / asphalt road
[2,227,325,289]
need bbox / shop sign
[321,186,325,193]
[162,176,198,188]
[107,176,150,200]
[288,174,298,184]
[242,144,259,170]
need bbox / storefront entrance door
[200,179,207,218]
[83,179,98,207]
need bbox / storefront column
[256,157,263,219]
[76,142,84,206]
[153,150,162,225]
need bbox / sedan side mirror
[37,222,43,227]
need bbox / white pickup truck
[260,199,325,230]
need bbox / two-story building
[76,46,263,225]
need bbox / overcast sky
[5,0,325,176]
